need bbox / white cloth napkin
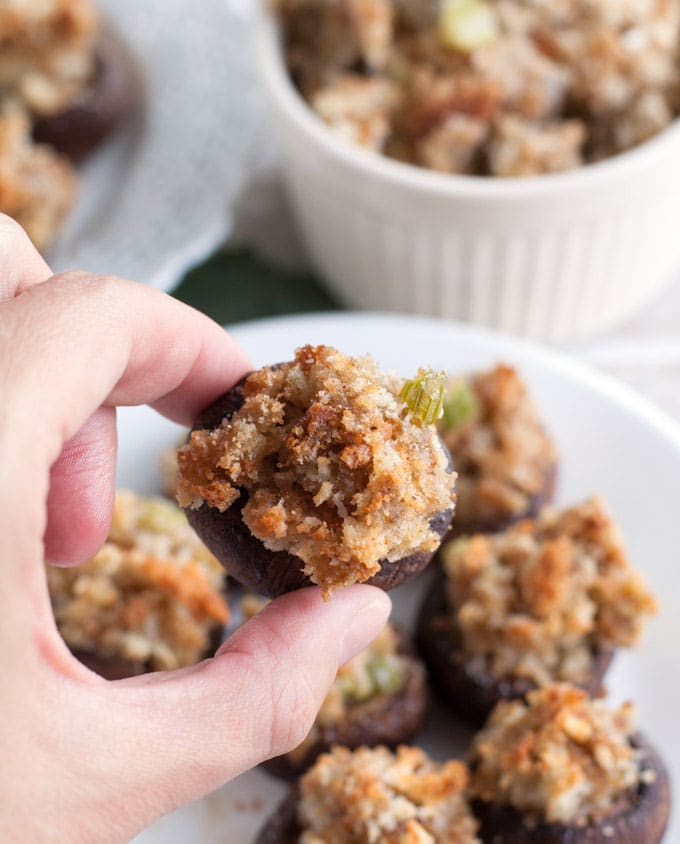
[48,0,265,290]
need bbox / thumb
[69,585,391,841]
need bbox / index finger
[1,271,251,571]
[2,271,251,441]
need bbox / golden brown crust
[469,685,648,827]
[439,499,656,688]
[291,746,480,843]
[178,347,456,598]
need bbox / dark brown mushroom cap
[33,27,137,161]
[448,462,558,539]
[184,373,456,598]
[263,627,429,779]
[69,622,225,681]
[472,733,670,844]
[255,785,301,844]
[416,570,614,726]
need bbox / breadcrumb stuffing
[0,0,99,116]
[442,498,657,686]
[439,365,555,528]
[274,0,680,175]
[470,684,645,827]
[298,746,480,843]
[48,490,228,672]
[0,106,76,250]
[177,346,455,597]
[311,74,399,151]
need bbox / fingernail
[339,594,391,665]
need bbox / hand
[0,216,391,843]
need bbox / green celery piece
[399,369,447,425]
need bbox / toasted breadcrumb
[298,746,480,843]
[177,346,455,597]
[470,684,645,826]
[442,498,657,686]
[439,365,555,527]
[0,106,76,249]
[48,490,228,672]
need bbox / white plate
[120,313,680,843]
[47,0,264,291]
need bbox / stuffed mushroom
[0,0,135,161]
[438,365,556,536]
[33,26,136,162]
[417,498,657,725]
[47,490,229,679]
[177,346,457,599]
[257,745,481,843]
[469,684,670,843]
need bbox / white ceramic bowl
[255,8,680,342]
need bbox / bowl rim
[255,3,680,200]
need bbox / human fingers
[44,407,117,565]
[0,220,118,565]
[39,587,391,842]
[1,272,250,572]
[0,214,51,299]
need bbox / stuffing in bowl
[273,0,680,177]
[257,0,680,341]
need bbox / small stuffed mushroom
[257,745,481,844]
[0,0,135,161]
[47,490,229,680]
[438,365,557,536]
[417,498,657,725]
[33,29,136,161]
[468,684,671,844]
[263,621,429,779]
[177,345,456,599]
